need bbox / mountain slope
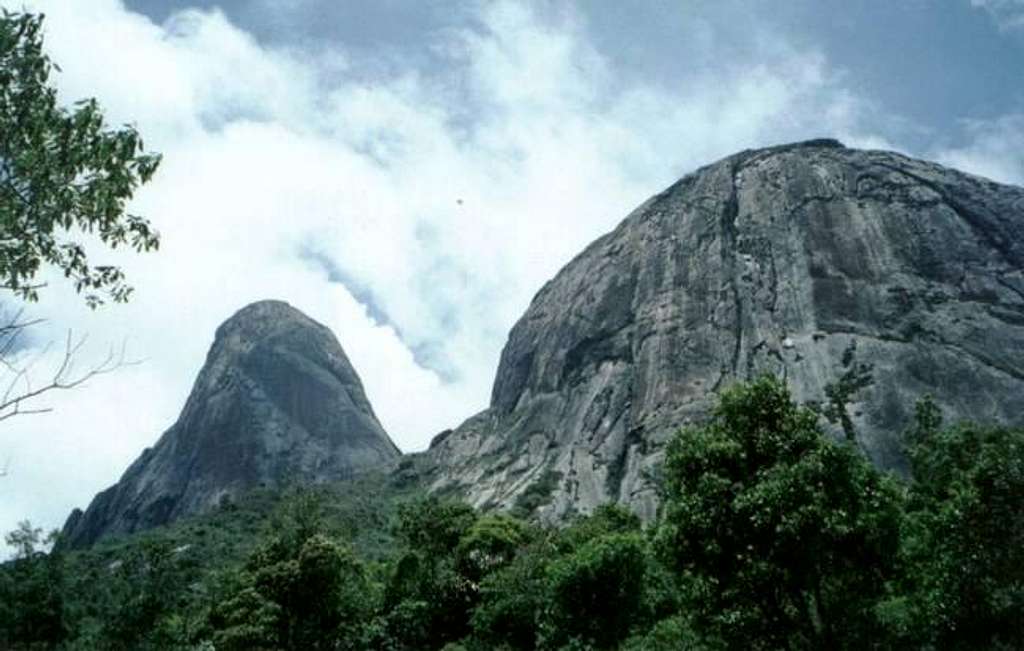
[422,139,1024,521]
[62,300,400,548]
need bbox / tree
[0,521,66,648]
[3,518,52,559]
[95,539,199,651]
[471,541,550,650]
[203,489,374,651]
[1,10,161,307]
[539,531,650,649]
[0,10,161,425]
[454,514,531,585]
[880,398,1024,648]
[379,498,480,649]
[0,309,128,421]
[621,615,724,651]
[210,529,372,650]
[817,341,874,442]
[471,505,658,651]
[654,376,903,649]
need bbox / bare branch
[0,310,137,423]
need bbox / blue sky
[2,0,1022,540]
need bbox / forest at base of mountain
[3,375,1022,651]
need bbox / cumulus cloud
[3,0,892,539]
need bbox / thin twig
[0,321,135,422]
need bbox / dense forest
[3,376,1022,650]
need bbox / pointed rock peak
[61,300,399,549]
[210,300,336,356]
[229,298,301,318]
[217,299,315,337]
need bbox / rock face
[62,300,400,548]
[424,139,1024,522]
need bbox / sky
[1,0,1023,542]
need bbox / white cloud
[932,114,1024,185]
[970,0,1024,30]
[2,0,892,541]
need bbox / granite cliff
[422,139,1024,521]
[61,141,1024,543]
[61,300,400,548]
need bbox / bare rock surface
[422,139,1024,522]
[61,300,400,548]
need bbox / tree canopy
[655,376,904,649]
[3,380,1022,649]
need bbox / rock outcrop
[423,139,1024,522]
[62,300,400,548]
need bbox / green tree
[393,496,477,559]
[882,398,1024,648]
[471,540,550,650]
[1,10,161,307]
[471,505,655,651]
[654,376,903,649]
[817,340,874,441]
[3,518,51,558]
[553,503,641,553]
[621,615,724,651]
[379,498,480,650]
[210,533,371,651]
[0,10,161,423]
[455,513,531,585]
[93,539,199,650]
[539,531,650,650]
[209,491,372,650]
[0,521,65,649]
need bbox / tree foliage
[211,533,369,650]
[208,489,372,650]
[818,340,874,441]
[539,531,649,649]
[0,521,65,649]
[654,376,903,649]
[2,379,1021,650]
[0,10,161,307]
[879,397,1024,648]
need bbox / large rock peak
[62,300,400,548]
[214,299,316,345]
[426,140,1024,521]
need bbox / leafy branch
[0,10,162,308]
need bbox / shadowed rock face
[423,139,1024,522]
[61,300,400,548]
